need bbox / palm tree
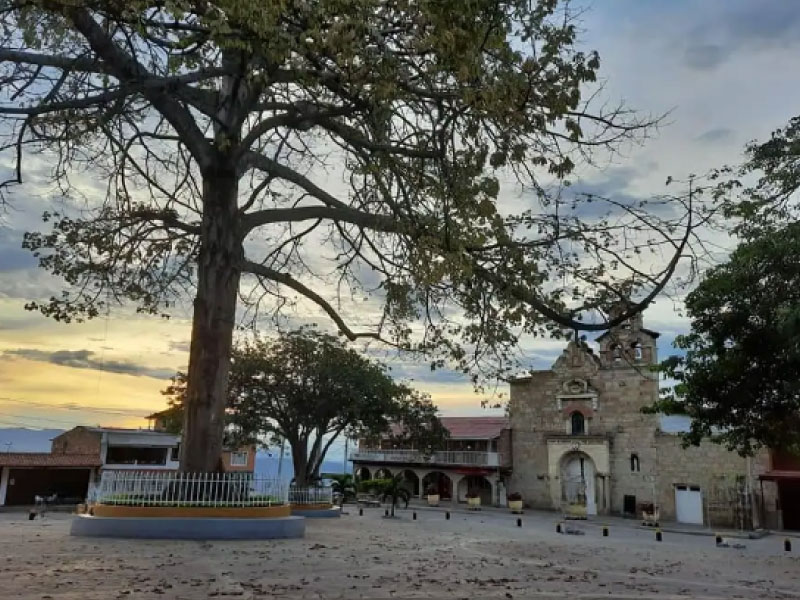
[377,473,411,517]
[326,473,357,505]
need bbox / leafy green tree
[714,115,800,235]
[1,0,693,471]
[163,329,447,484]
[651,223,800,454]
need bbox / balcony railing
[351,449,506,467]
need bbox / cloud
[682,2,800,71]
[694,128,734,144]
[684,44,726,71]
[167,340,191,353]
[3,348,175,379]
[0,226,36,272]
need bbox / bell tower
[597,308,659,368]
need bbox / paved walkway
[373,499,782,539]
[2,509,798,599]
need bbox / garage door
[5,468,91,506]
[675,485,703,524]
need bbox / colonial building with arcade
[353,312,797,530]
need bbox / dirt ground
[0,509,798,599]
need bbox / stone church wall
[508,316,775,527]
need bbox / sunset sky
[1,0,799,438]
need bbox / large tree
[164,329,447,485]
[1,0,695,471]
[652,223,800,455]
[651,115,800,455]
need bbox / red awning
[759,470,800,481]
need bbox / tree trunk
[180,169,242,472]
[291,439,311,487]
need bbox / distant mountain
[254,451,351,482]
[0,428,64,452]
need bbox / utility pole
[277,438,286,480]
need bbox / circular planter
[72,504,304,539]
[427,494,440,507]
[72,514,305,539]
[508,500,523,514]
[91,504,290,519]
[467,497,482,510]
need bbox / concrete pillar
[0,467,8,506]
[414,470,427,497]
[451,474,464,505]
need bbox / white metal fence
[288,486,334,505]
[93,470,288,507]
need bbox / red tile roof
[0,453,101,468]
[438,417,509,439]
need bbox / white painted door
[675,485,703,524]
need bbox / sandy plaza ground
[0,507,798,600]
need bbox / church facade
[508,314,776,527]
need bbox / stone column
[414,470,427,498]
[451,474,464,505]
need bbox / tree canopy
[1,0,695,470]
[652,223,800,455]
[163,329,447,484]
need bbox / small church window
[611,344,622,364]
[632,341,643,362]
[630,453,640,472]
[570,412,585,435]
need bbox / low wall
[71,514,305,539]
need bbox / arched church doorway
[561,452,597,515]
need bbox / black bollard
[28,511,35,521]
[446,511,450,520]
[602,526,609,537]
[655,529,663,542]
[517,518,522,527]
[785,538,792,552]
[359,507,363,516]
[384,508,389,517]
[413,512,417,520]
[715,533,722,545]
[556,522,562,533]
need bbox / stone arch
[457,474,493,504]
[560,451,597,515]
[610,343,623,364]
[422,471,452,499]
[570,411,585,435]
[355,466,371,481]
[631,340,643,362]
[374,468,393,480]
[399,469,420,496]
[630,453,640,472]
